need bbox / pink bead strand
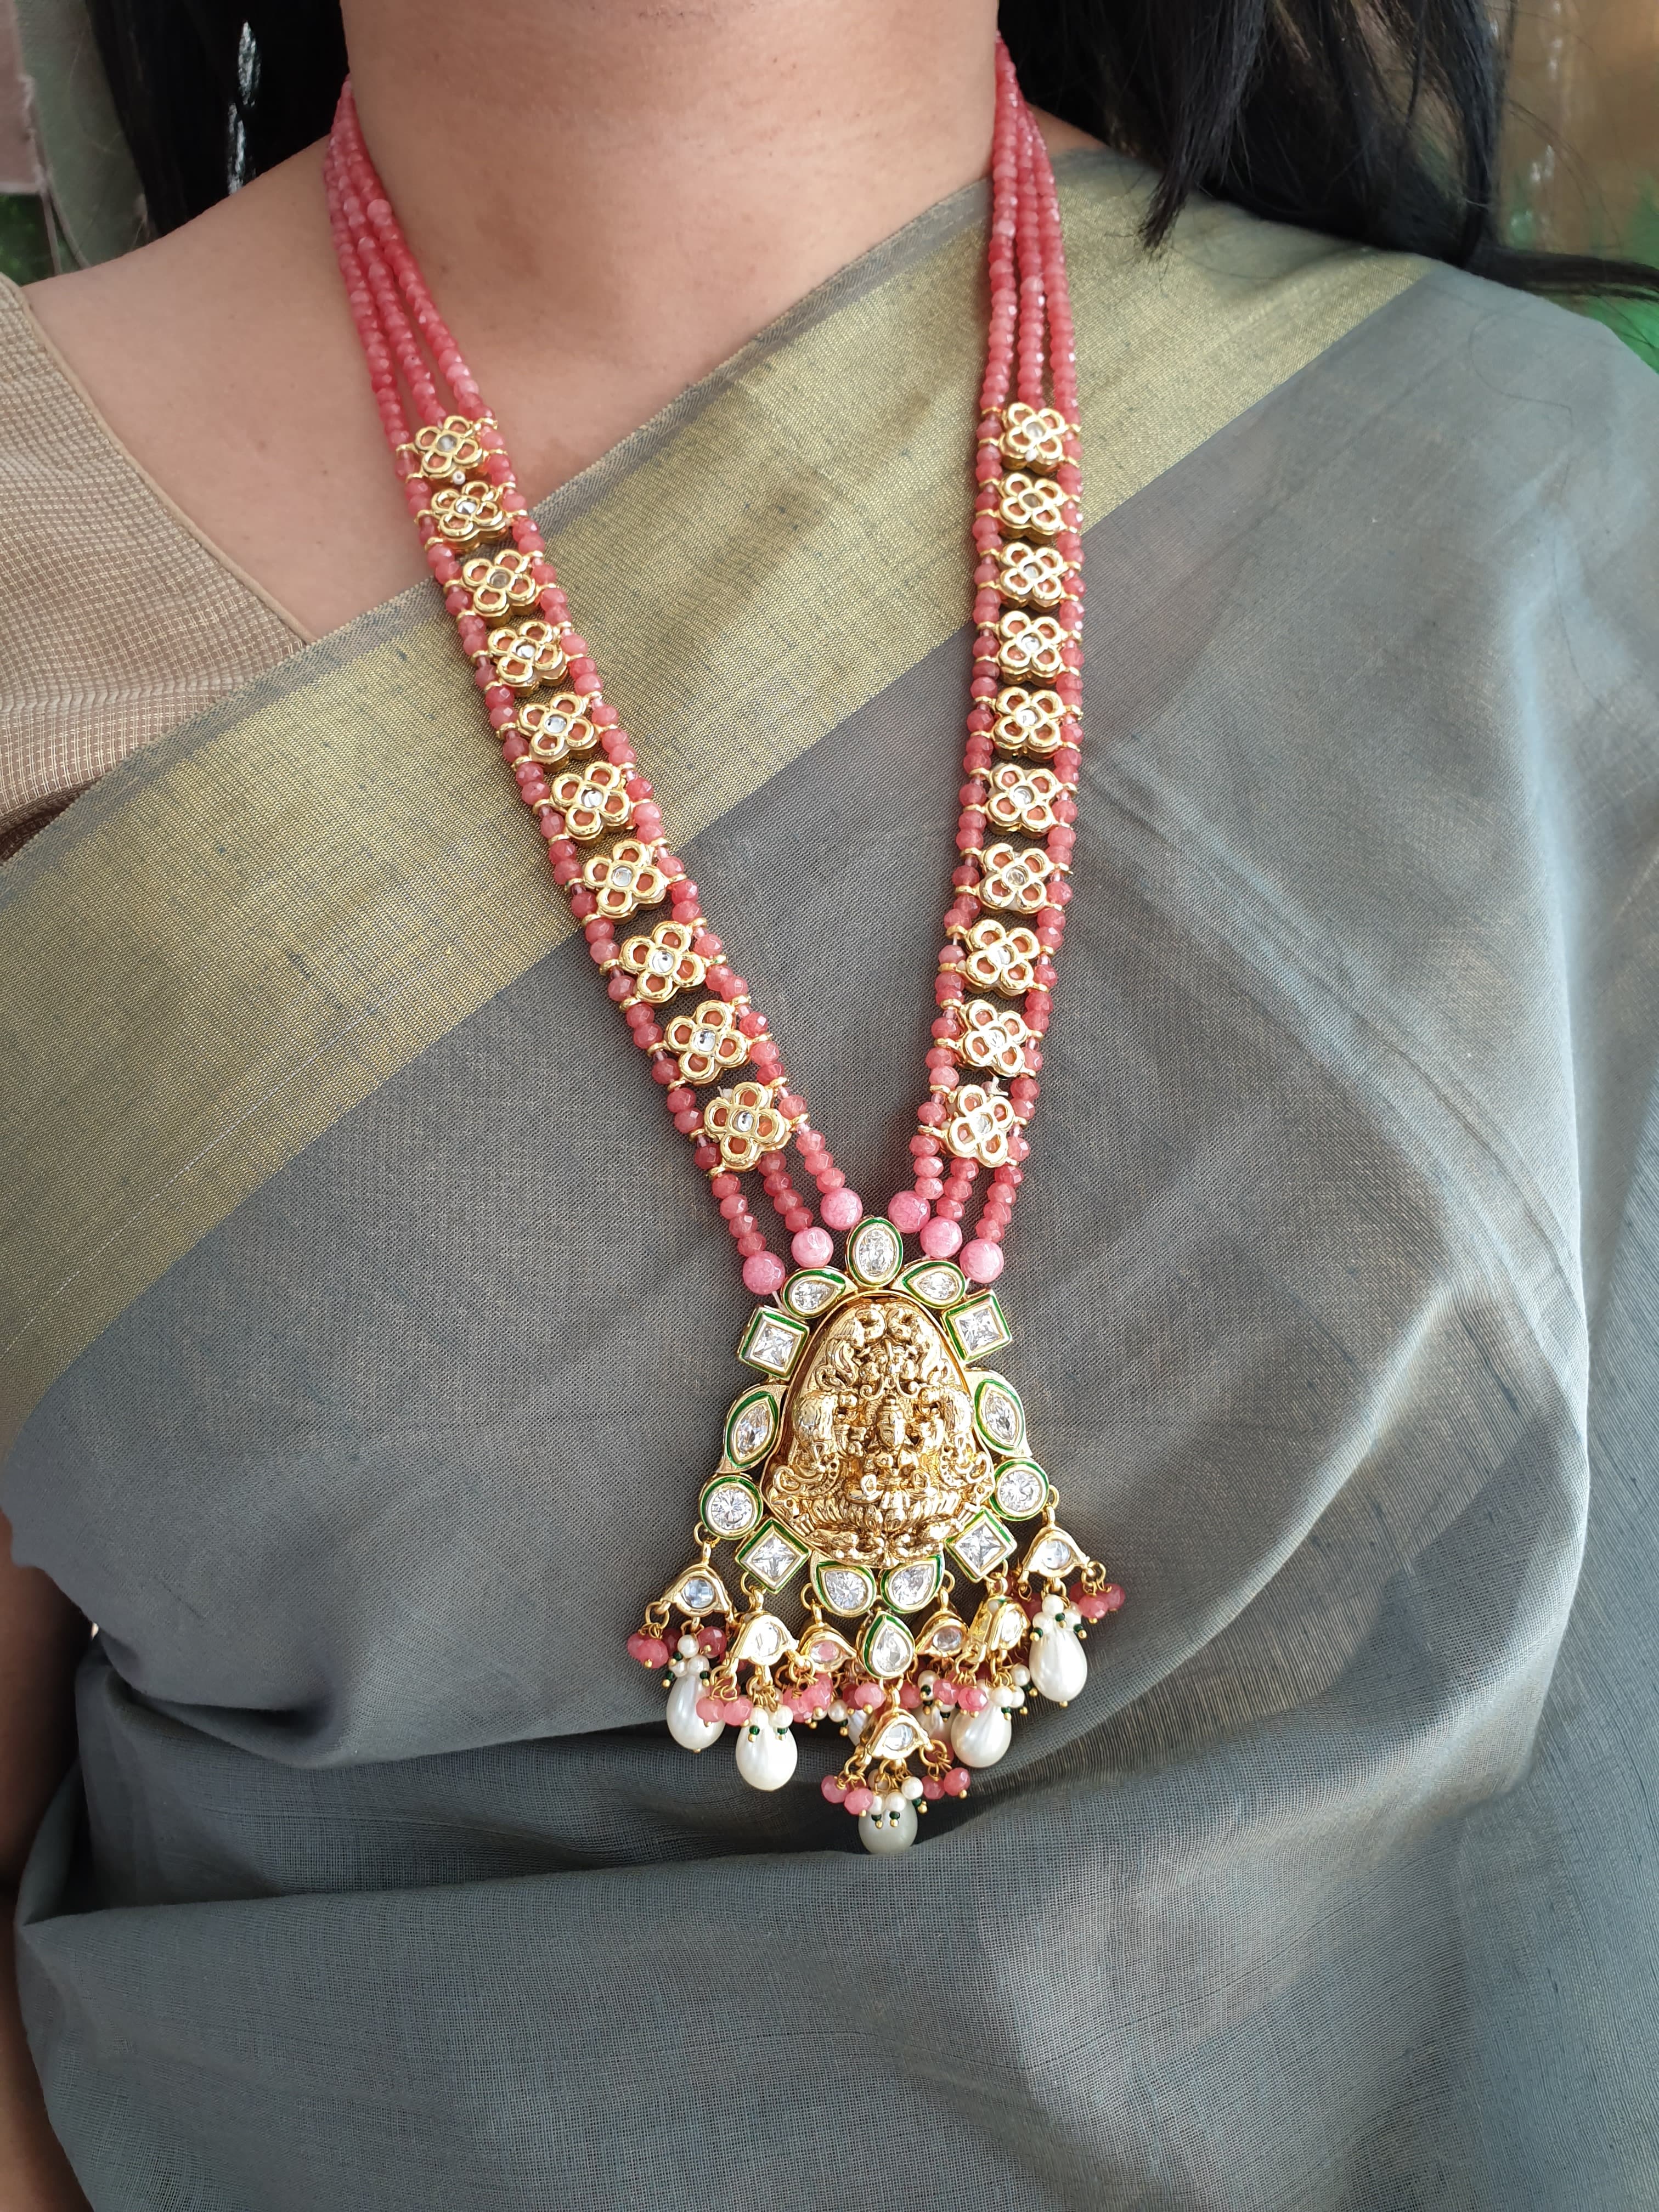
[327,91,856,1268]
[1028,117,1079,424]
[322,146,410,457]
[328,49,1074,1296]
[333,87,477,416]
[1013,107,1047,411]
[328,135,444,429]
[979,41,1024,418]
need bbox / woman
[2,2,1656,2204]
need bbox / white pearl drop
[1030,1617,1088,1705]
[951,1703,1013,1769]
[666,1665,723,1751]
[859,1797,919,1854]
[735,1707,798,1792]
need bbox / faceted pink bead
[792,1226,833,1269]
[821,1775,849,1804]
[742,1251,786,1295]
[851,1682,884,1710]
[943,1768,971,1798]
[961,1239,1005,1284]
[889,1191,929,1234]
[695,1695,723,1725]
[820,1187,862,1231]
[844,1786,876,1816]
[920,1216,962,1257]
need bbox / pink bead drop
[742,1251,786,1295]
[920,1216,963,1258]
[791,1226,834,1268]
[961,1239,1005,1284]
[820,1187,862,1231]
[889,1191,930,1234]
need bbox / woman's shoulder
[0,271,302,857]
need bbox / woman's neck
[29,0,1091,638]
[343,0,1001,427]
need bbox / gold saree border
[0,155,1424,1453]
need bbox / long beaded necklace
[325,42,1122,1855]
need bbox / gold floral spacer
[517,693,599,766]
[461,547,541,621]
[618,918,707,1005]
[703,1079,791,1171]
[979,840,1057,916]
[997,540,1070,610]
[991,685,1073,757]
[945,1081,1020,1168]
[985,762,1066,837]
[413,413,489,481]
[959,998,1037,1079]
[580,838,670,919]
[956,916,1043,997]
[426,479,510,548]
[549,760,634,842]
[999,402,1069,472]
[997,610,1069,681]
[997,472,1066,538]
[488,618,568,691]
[664,998,751,1085]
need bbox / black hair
[86,0,1659,304]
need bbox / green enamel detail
[992,1457,1048,1521]
[811,1558,877,1617]
[780,1266,850,1322]
[971,1370,1026,1457]
[896,1258,967,1309]
[737,1304,809,1378]
[845,1215,904,1286]
[944,1288,1012,1363]
[946,1508,1017,1581]
[735,1518,808,1591]
[698,1472,764,1541]
[859,1609,917,1679]
[723,1386,781,1469]
[881,1554,943,1613]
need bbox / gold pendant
[629,1225,1123,1854]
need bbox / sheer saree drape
[2,154,1657,2209]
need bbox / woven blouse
[0,275,303,859]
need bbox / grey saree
[3,151,1658,2209]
